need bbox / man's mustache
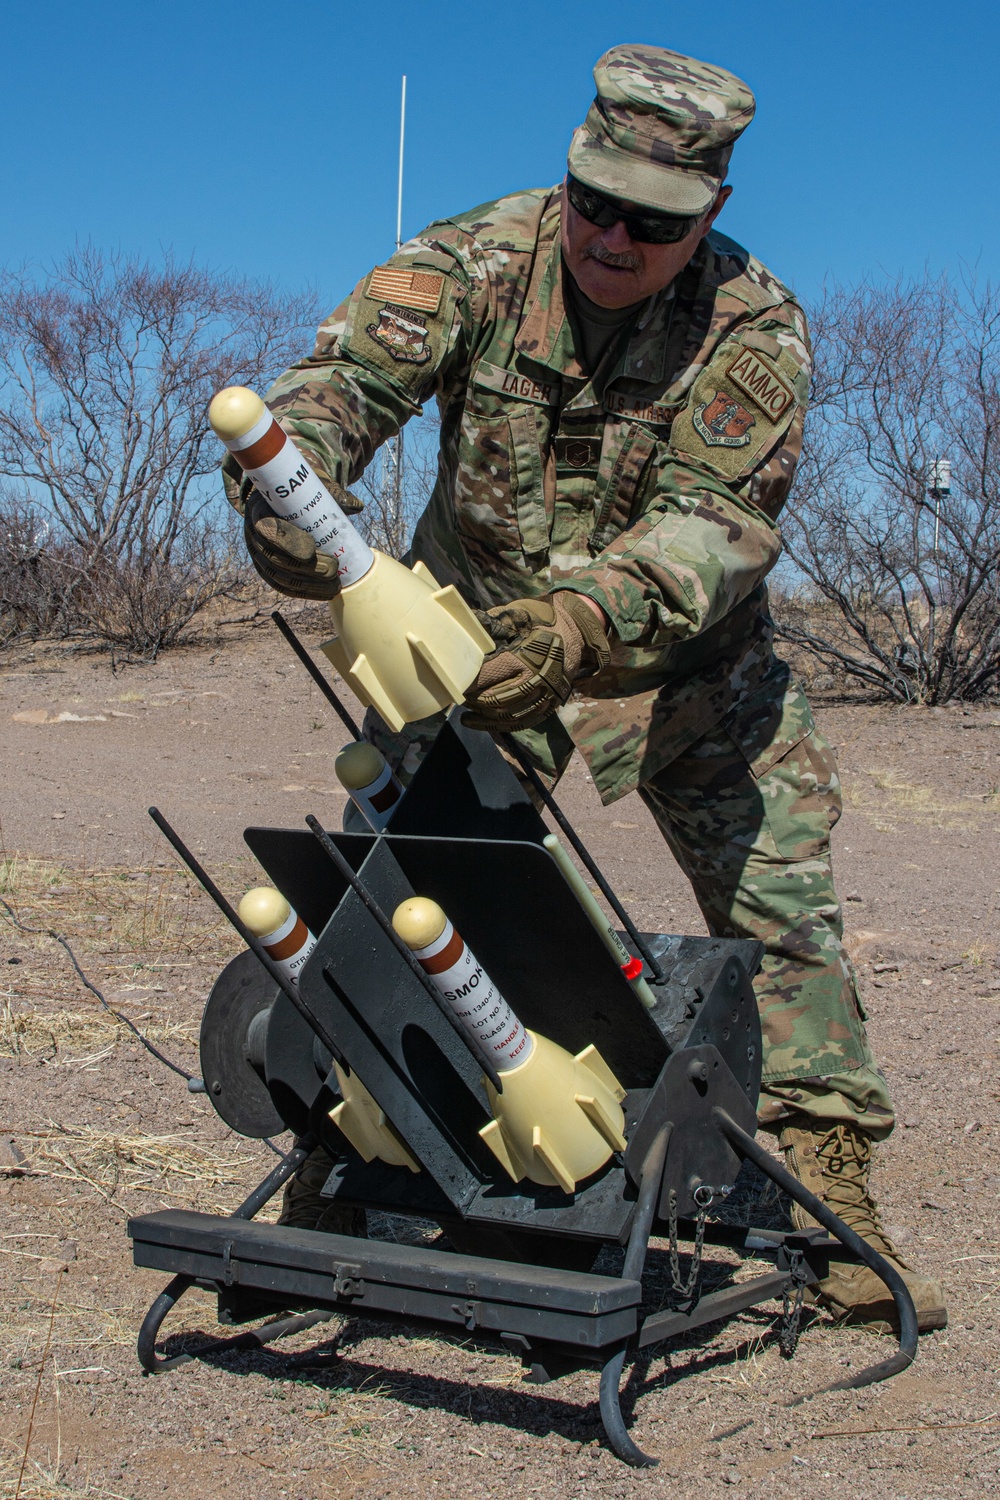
[582,244,642,271]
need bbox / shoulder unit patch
[366,303,433,364]
[692,392,755,447]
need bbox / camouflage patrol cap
[568,44,755,217]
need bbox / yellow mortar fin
[406,631,466,705]
[478,1118,524,1183]
[410,559,440,587]
[484,1030,627,1192]
[343,651,406,734]
[431,583,497,655]
[531,1126,576,1196]
[574,1093,627,1152]
[321,551,488,728]
[575,1043,626,1103]
[330,1066,420,1172]
[329,1100,375,1164]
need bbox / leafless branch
[775,272,1000,702]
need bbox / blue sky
[2,0,995,315]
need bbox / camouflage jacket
[266,188,811,803]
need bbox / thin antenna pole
[388,73,407,528]
[396,75,407,251]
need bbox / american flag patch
[366,266,444,314]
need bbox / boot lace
[809,1124,893,1252]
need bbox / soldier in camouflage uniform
[228,45,945,1331]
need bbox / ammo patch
[692,391,756,448]
[366,303,432,364]
[366,265,444,315]
[726,346,794,420]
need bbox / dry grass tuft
[0,1442,132,1500]
[842,767,1000,831]
[0,994,198,1065]
[2,1123,259,1217]
[0,853,247,963]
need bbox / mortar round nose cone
[238,886,291,938]
[208,386,266,441]
[335,742,386,790]
[392,897,447,950]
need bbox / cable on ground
[0,896,286,1158]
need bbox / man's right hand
[222,448,361,601]
[244,489,343,600]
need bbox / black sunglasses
[566,175,698,245]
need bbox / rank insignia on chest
[692,391,756,447]
[366,303,433,364]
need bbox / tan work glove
[221,449,363,601]
[462,592,611,733]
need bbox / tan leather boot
[779,1120,947,1333]
[277,1145,367,1236]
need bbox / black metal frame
[131,666,918,1466]
[130,1124,915,1465]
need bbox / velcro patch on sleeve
[669,338,800,481]
[344,265,460,394]
[366,266,444,314]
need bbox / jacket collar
[514,199,707,394]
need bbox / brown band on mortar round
[232,419,287,471]
[370,780,403,814]
[418,927,465,975]
[263,915,311,962]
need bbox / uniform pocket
[508,409,550,556]
[725,670,843,859]
[455,400,552,562]
[453,405,521,556]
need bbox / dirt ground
[1,616,999,1500]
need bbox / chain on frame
[778,1248,808,1357]
[667,1187,707,1306]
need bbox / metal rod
[396,74,406,252]
[500,735,664,983]
[715,1108,918,1389]
[137,1138,318,1374]
[596,1126,669,1467]
[622,1124,671,1282]
[232,1138,314,1220]
[147,807,346,1067]
[137,1275,195,1373]
[139,1290,337,1375]
[271,611,362,739]
[638,1271,794,1349]
[598,1346,656,1467]
[304,813,503,1092]
[387,73,407,522]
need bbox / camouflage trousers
[361,669,895,1142]
[637,672,894,1140]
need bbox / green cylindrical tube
[543,834,657,1010]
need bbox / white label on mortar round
[413,919,533,1072]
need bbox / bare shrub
[0,494,68,643]
[355,413,440,558]
[776,274,1000,702]
[0,247,319,658]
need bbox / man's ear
[701,184,733,237]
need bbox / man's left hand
[462,592,611,733]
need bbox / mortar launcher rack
[128,710,918,1466]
